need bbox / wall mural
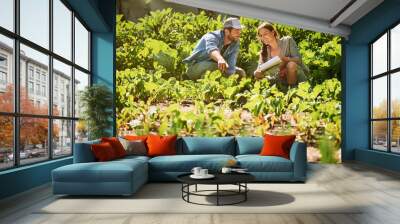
[115,1,342,163]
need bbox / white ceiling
[166,0,384,37]
[227,0,352,21]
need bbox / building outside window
[54,88,58,103]
[28,66,34,80]
[0,71,7,93]
[0,71,6,84]
[35,70,40,81]
[41,73,46,83]
[28,81,34,94]
[0,54,7,67]
[0,54,7,88]
[35,83,40,95]
[41,85,46,97]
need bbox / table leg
[181,184,183,199]
[187,184,190,202]
[245,183,247,201]
[195,184,197,192]
[217,184,219,206]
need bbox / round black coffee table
[177,173,255,206]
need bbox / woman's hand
[279,67,288,79]
[254,70,264,79]
[280,56,290,63]
[279,61,288,79]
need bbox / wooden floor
[1,162,400,224]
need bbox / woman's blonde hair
[257,22,280,63]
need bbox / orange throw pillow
[91,142,117,161]
[124,135,148,142]
[146,135,177,157]
[101,137,127,158]
[260,134,296,159]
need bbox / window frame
[0,0,92,171]
[370,21,400,154]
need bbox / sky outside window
[74,18,89,70]
[391,24,400,70]
[53,0,72,60]
[20,0,49,49]
[372,33,387,77]
[0,0,14,31]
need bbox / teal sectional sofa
[52,137,307,196]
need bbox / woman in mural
[254,22,309,90]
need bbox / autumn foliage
[0,85,59,149]
[372,99,400,141]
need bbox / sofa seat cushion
[236,155,293,172]
[117,155,150,162]
[53,159,147,183]
[149,154,235,172]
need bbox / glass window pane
[391,72,400,118]
[391,120,400,153]
[53,119,72,158]
[20,117,49,165]
[75,120,88,143]
[53,59,72,117]
[74,17,89,70]
[372,121,388,151]
[0,0,14,31]
[0,35,14,112]
[391,24,400,70]
[20,44,49,115]
[0,116,14,170]
[372,76,387,119]
[53,0,72,60]
[20,0,49,49]
[74,69,89,118]
[372,33,387,76]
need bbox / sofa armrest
[289,141,307,181]
[73,140,100,163]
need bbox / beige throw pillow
[119,137,147,156]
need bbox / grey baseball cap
[223,17,245,29]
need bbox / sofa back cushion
[180,137,235,155]
[73,139,100,163]
[236,137,263,155]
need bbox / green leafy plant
[80,84,113,140]
[115,9,343,163]
[318,135,339,163]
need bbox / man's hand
[210,50,229,73]
[217,58,229,73]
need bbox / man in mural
[183,17,246,80]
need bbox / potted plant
[79,84,113,140]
